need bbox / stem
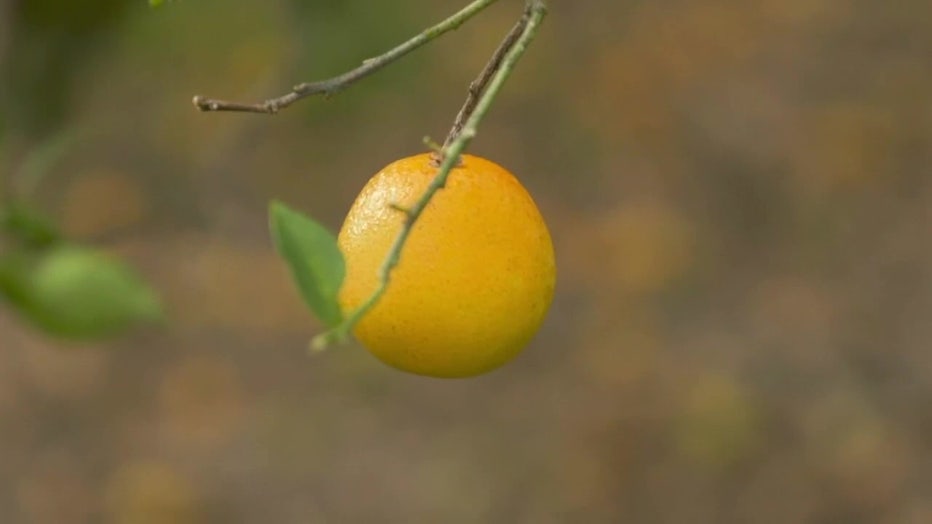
[193,0,500,114]
[314,0,547,350]
[436,6,532,160]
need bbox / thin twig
[193,0,500,114]
[313,0,548,350]
[434,5,533,163]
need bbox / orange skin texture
[338,153,556,378]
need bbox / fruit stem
[314,0,548,350]
[192,0,502,114]
[435,2,536,163]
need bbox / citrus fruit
[338,153,556,378]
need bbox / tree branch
[313,0,548,350]
[193,0,500,114]
[435,4,532,161]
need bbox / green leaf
[149,0,165,6]
[1,246,164,340]
[269,200,345,327]
[0,252,36,311]
[1,203,61,248]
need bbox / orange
[337,153,556,378]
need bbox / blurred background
[1,0,931,522]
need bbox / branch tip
[191,0,502,114]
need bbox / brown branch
[192,0,499,114]
[435,2,534,163]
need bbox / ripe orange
[337,153,556,378]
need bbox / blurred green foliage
[1,203,60,248]
[0,188,162,339]
[0,245,162,339]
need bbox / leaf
[269,200,345,328]
[148,0,165,6]
[1,246,164,340]
[1,203,61,248]
[0,252,36,312]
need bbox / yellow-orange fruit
[338,153,555,378]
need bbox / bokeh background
[2,0,931,522]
